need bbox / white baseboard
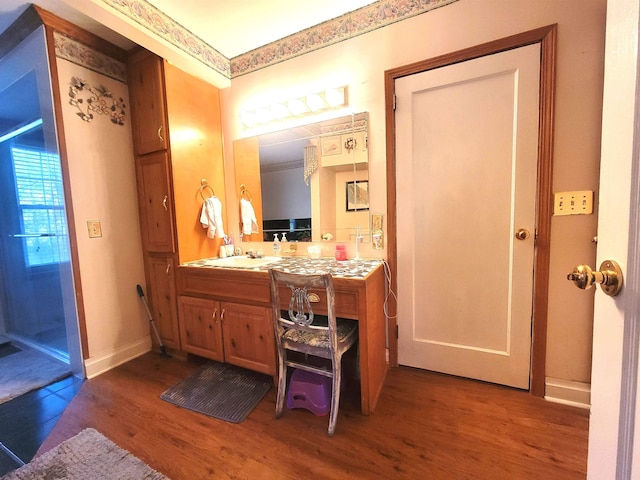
[83,335,152,379]
[544,377,591,409]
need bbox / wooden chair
[268,269,358,436]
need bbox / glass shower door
[0,26,79,363]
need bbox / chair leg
[327,364,342,436]
[275,357,287,419]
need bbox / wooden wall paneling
[163,61,226,262]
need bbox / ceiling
[0,0,378,59]
[0,1,376,151]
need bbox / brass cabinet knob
[515,228,530,240]
[566,260,623,296]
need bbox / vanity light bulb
[255,107,274,124]
[306,93,326,112]
[288,98,308,116]
[271,103,290,119]
[325,87,346,107]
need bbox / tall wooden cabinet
[128,48,227,353]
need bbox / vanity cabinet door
[128,50,168,155]
[221,302,276,376]
[178,296,224,361]
[136,151,175,253]
[147,255,180,350]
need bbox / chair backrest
[268,269,338,347]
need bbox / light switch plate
[554,191,593,216]
[87,220,102,238]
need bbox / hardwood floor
[38,353,589,479]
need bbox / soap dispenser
[272,233,281,256]
[281,232,288,243]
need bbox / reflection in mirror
[234,112,369,244]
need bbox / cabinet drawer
[277,286,359,320]
[178,269,271,305]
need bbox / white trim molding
[545,377,591,409]
[83,335,151,379]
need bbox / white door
[587,0,639,477]
[395,44,540,389]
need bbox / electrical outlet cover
[87,220,102,238]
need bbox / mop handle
[136,284,154,319]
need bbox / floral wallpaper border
[54,32,127,83]
[97,0,457,79]
[231,0,459,77]
[100,0,230,78]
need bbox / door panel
[136,152,175,253]
[147,255,180,350]
[178,296,224,361]
[395,44,540,389]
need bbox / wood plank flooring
[39,353,589,479]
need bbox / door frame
[384,24,557,396]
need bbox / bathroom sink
[203,256,283,269]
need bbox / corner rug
[0,428,168,479]
[0,349,71,405]
[161,362,272,423]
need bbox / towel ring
[200,179,215,200]
[239,184,253,202]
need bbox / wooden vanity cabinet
[178,295,275,375]
[176,264,388,415]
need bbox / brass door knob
[566,260,623,296]
[515,228,530,240]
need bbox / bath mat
[0,349,71,405]
[0,428,168,479]
[161,362,272,423]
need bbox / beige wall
[221,0,607,385]
[55,58,149,376]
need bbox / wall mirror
[233,112,369,243]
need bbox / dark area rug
[160,362,272,423]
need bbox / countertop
[182,256,383,278]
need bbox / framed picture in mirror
[322,135,342,156]
[346,180,369,211]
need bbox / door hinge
[393,93,397,111]
[396,324,399,339]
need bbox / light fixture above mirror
[240,86,348,129]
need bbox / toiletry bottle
[281,232,288,243]
[272,233,281,256]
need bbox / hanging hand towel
[200,196,226,239]
[240,198,259,235]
